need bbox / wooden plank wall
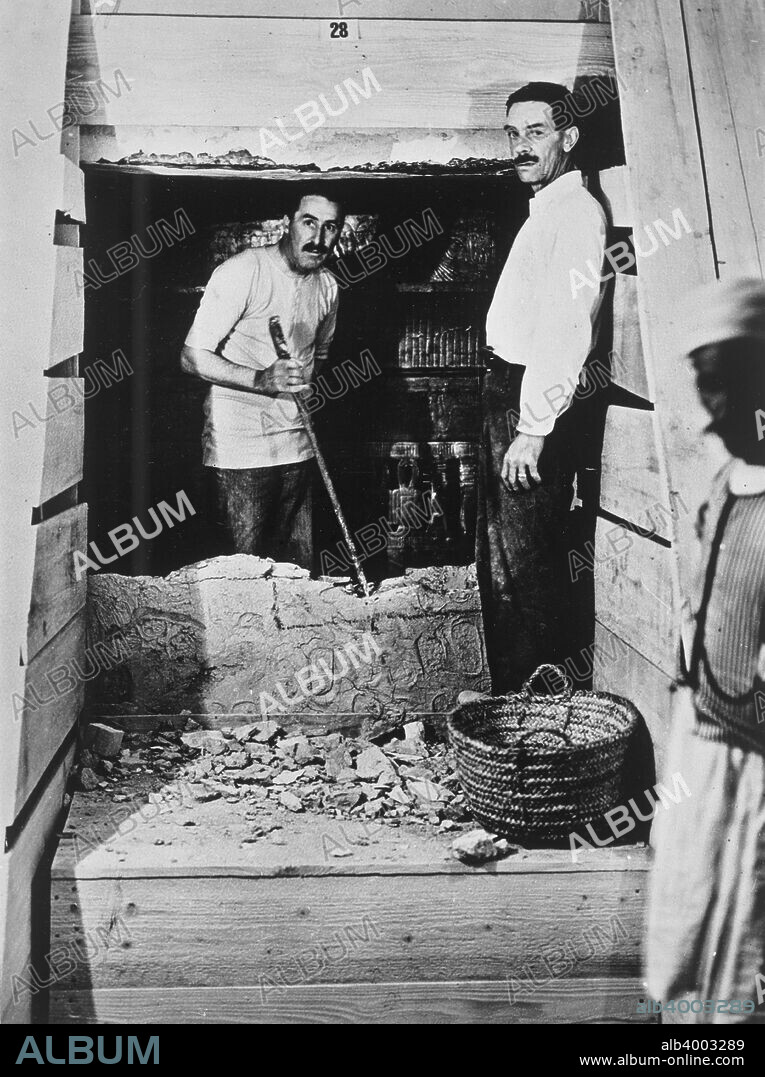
[0,1,88,1021]
[597,0,763,763]
[681,0,764,280]
[67,16,614,129]
[80,0,608,21]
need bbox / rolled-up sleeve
[185,256,255,353]
[516,202,607,437]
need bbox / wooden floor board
[51,977,655,1025]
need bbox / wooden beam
[610,0,717,611]
[0,743,75,1023]
[50,248,84,367]
[14,613,85,820]
[67,17,614,128]
[27,505,88,664]
[594,621,674,774]
[0,0,76,738]
[51,977,654,1025]
[597,165,631,229]
[80,1,608,21]
[594,517,675,676]
[599,407,671,537]
[610,275,649,399]
[38,379,84,505]
[61,157,86,224]
[681,0,764,279]
[50,865,646,991]
[60,126,80,165]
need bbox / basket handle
[521,664,573,700]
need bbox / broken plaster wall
[86,555,490,736]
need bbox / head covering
[681,277,765,357]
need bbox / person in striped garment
[647,278,765,1024]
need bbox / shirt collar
[266,241,309,280]
[528,170,584,216]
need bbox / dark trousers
[214,461,313,569]
[476,363,587,694]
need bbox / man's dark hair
[286,187,345,222]
[505,81,572,120]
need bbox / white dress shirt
[486,170,607,437]
[185,244,338,469]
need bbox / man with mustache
[181,190,343,569]
[477,82,608,692]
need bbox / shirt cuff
[516,383,579,436]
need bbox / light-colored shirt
[486,170,607,437]
[185,244,338,469]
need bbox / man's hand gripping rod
[268,316,372,598]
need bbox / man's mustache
[303,244,328,254]
[513,156,538,166]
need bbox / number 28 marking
[330,21,349,37]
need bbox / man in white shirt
[181,191,342,569]
[478,82,608,692]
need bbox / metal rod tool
[268,315,372,598]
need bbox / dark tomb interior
[81,170,532,579]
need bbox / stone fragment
[79,748,98,769]
[181,730,227,754]
[82,723,124,759]
[250,721,282,744]
[279,791,303,812]
[295,740,320,766]
[356,745,396,783]
[407,779,447,803]
[494,838,516,856]
[222,751,249,770]
[232,724,261,743]
[272,769,304,786]
[456,690,491,706]
[388,785,410,805]
[270,562,311,579]
[451,829,500,864]
[244,742,271,761]
[78,768,99,792]
[325,787,363,811]
[324,743,354,781]
[189,784,221,802]
[236,763,269,783]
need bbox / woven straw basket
[447,665,640,841]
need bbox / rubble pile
[74,718,482,836]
